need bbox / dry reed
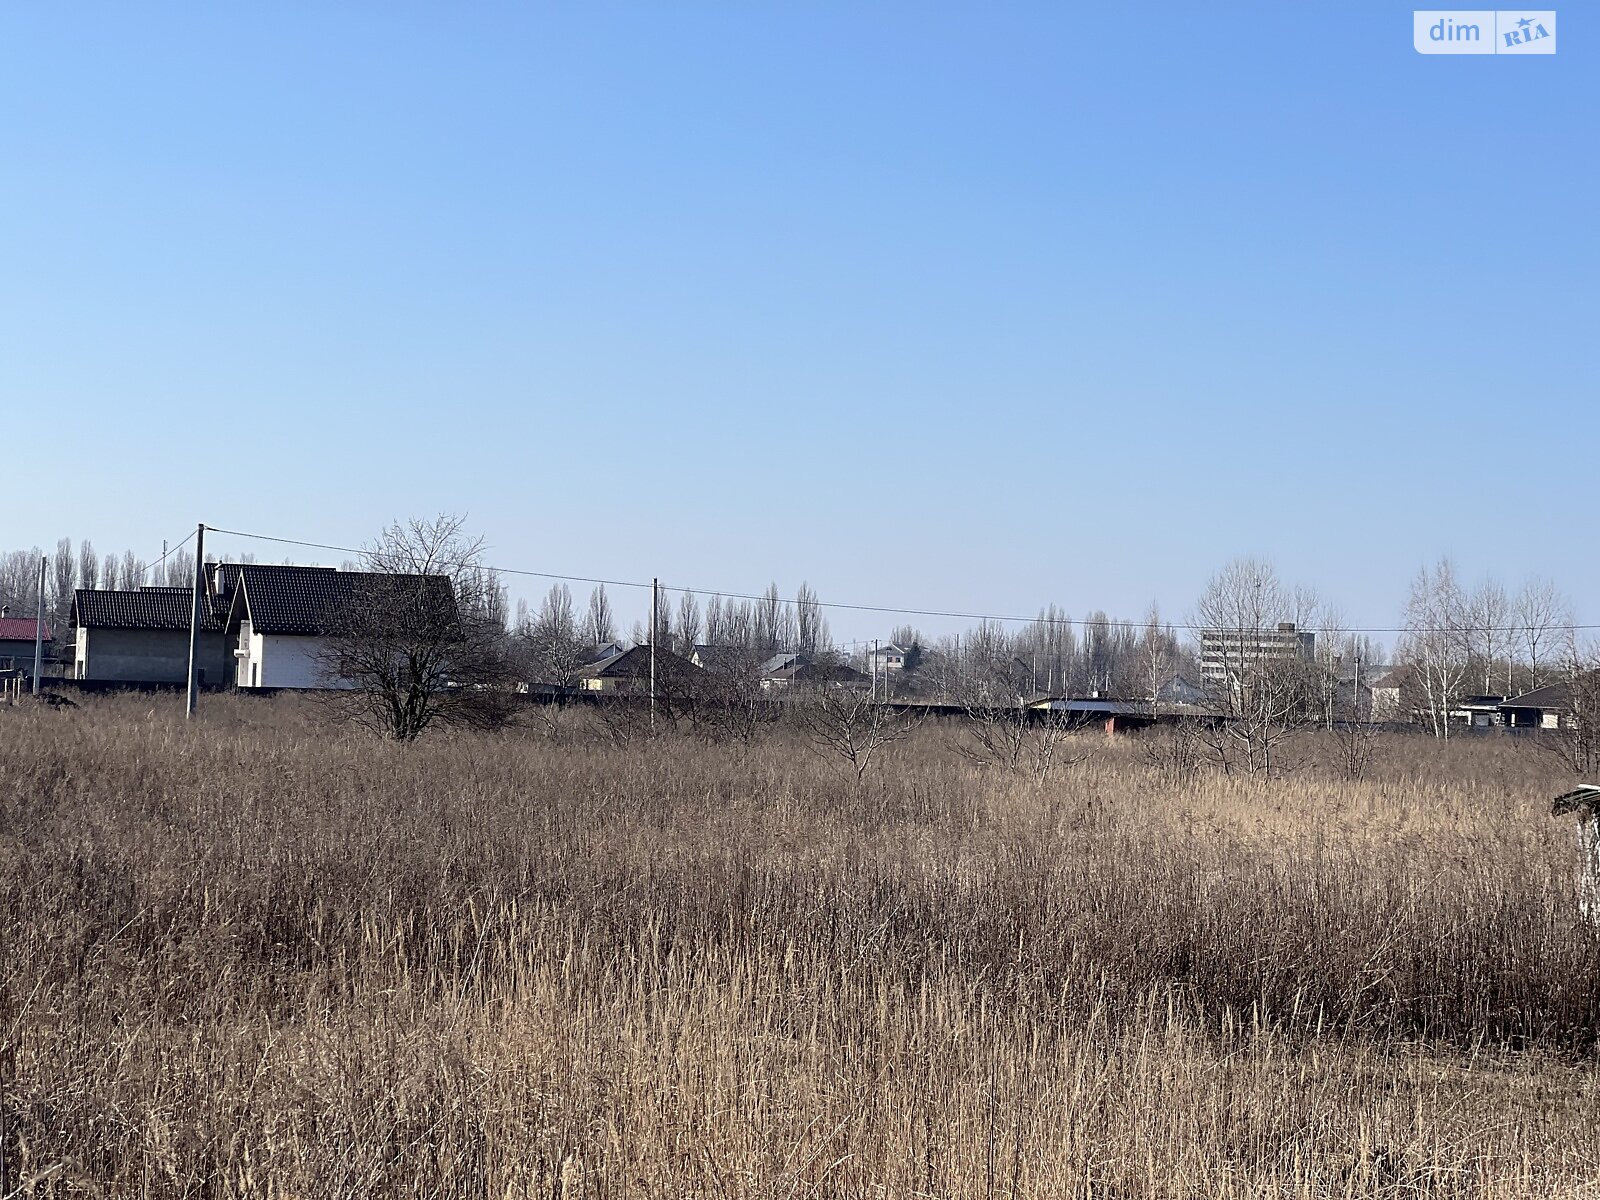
[2,696,1598,1197]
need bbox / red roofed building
[0,614,54,674]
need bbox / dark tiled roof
[73,588,216,631]
[769,661,868,684]
[234,565,455,636]
[1501,681,1573,710]
[579,644,702,680]
[0,617,51,643]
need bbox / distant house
[1500,681,1573,730]
[225,564,456,690]
[762,658,870,692]
[0,614,56,675]
[1154,674,1208,706]
[761,650,807,676]
[70,573,235,684]
[1452,695,1505,729]
[589,642,627,666]
[1367,667,1415,721]
[577,643,703,696]
[690,644,746,674]
[865,643,913,675]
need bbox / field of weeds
[3,695,1600,1197]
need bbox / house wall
[78,628,230,684]
[0,638,52,669]
[255,634,351,689]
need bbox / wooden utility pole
[31,556,45,695]
[185,523,206,718]
[649,577,658,731]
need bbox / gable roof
[73,587,219,632]
[228,565,456,636]
[691,644,748,673]
[578,643,702,680]
[0,617,51,643]
[768,660,868,684]
[761,650,808,675]
[1501,680,1573,711]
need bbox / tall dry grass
[2,696,1599,1197]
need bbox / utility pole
[872,639,878,703]
[31,556,45,695]
[649,577,658,731]
[185,523,206,718]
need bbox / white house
[225,564,456,690]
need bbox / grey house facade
[70,565,241,684]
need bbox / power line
[201,523,1598,638]
[135,528,199,583]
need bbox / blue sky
[3,4,1592,644]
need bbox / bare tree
[522,583,590,688]
[676,589,702,653]
[1134,602,1179,713]
[693,645,771,744]
[1400,559,1472,740]
[77,541,98,593]
[50,539,74,627]
[1469,577,1513,695]
[0,550,41,614]
[1545,646,1600,777]
[703,594,726,647]
[956,675,1091,784]
[754,583,790,655]
[318,514,517,742]
[162,548,195,590]
[1517,576,1571,693]
[1193,557,1314,775]
[101,552,120,592]
[586,585,615,647]
[795,583,827,655]
[797,688,912,787]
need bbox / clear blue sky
[3,4,1592,644]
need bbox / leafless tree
[0,550,41,614]
[50,539,74,627]
[1193,558,1315,775]
[703,594,726,647]
[795,583,827,655]
[1400,558,1472,739]
[586,585,615,647]
[522,583,590,688]
[956,675,1092,784]
[161,548,195,590]
[1134,602,1180,713]
[676,589,702,653]
[1469,577,1513,695]
[797,688,912,787]
[77,541,98,593]
[1545,646,1600,777]
[754,583,792,655]
[101,552,120,592]
[318,514,517,742]
[692,645,771,744]
[1517,575,1571,693]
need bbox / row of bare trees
[0,539,207,630]
[1399,559,1574,737]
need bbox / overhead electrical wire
[201,524,1597,638]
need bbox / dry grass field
[4,696,1600,1197]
